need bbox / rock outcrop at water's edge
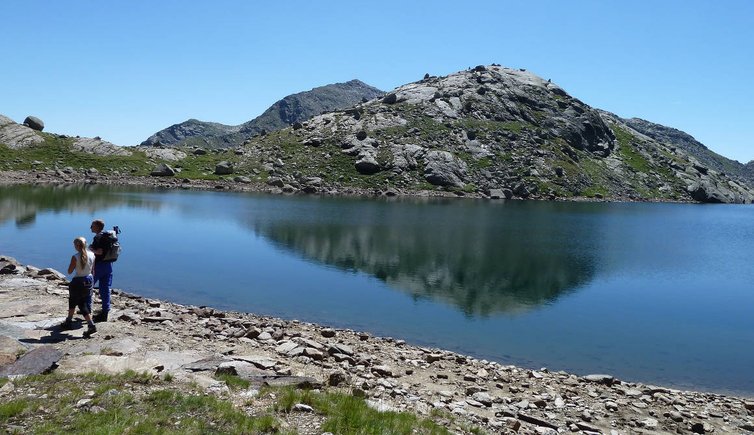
[2,255,754,434]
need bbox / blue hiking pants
[87,261,113,313]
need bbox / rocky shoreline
[0,168,693,205]
[1,255,753,434]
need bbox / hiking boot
[93,311,109,323]
[83,324,97,338]
[60,318,74,330]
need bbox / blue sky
[2,1,753,162]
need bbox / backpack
[100,230,121,262]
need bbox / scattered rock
[23,116,44,131]
[150,163,175,177]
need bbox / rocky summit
[234,65,753,203]
[140,79,384,148]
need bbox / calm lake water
[1,184,753,396]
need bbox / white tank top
[74,251,95,277]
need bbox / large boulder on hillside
[423,151,467,187]
[687,180,727,203]
[215,161,234,175]
[355,153,380,174]
[150,163,175,177]
[23,116,44,131]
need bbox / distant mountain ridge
[622,117,751,180]
[141,79,384,148]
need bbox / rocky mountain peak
[243,64,753,203]
[142,80,384,148]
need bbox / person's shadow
[19,319,89,344]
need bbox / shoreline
[0,169,700,205]
[2,256,753,433]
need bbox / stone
[0,346,61,377]
[426,353,443,363]
[292,403,314,412]
[371,365,394,377]
[302,348,324,361]
[0,336,26,365]
[327,343,353,356]
[517,413,559,430]
[23,116,44,131]
[382,93,398,104]
[183,356,231,372]
[275,341,298,354]
[215,161,233,175]
[328,371,349,386]
[503,418,521,431]
[423,150,467,187]
[471,392,493,407]
[320,328,336,338]
[233,355,277,370]
[489,189,505,200]
[366,399,397,412]
[584,374,615,386]
[355,154,380,174]
[150,163,175,177]
[37,268,66,280]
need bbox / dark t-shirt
[90,232,110,262]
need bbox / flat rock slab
[232,355,277,370]
[216,361,271,380]
[0,277,46,291]
[0,345,61,377]
[58,351,206,375]
[68,338,142,357]
[183,356,232,372]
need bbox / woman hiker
[60,236,97,337]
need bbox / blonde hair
[74,237,89,269]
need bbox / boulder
[150,163,175,177]
[423,150,467,187]
[215,161,233,175]
[355,154,380,175]
[382,93,398,104]
[687,180,727,203]
[23,116,44,131]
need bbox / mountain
[141,80,384,148]
[2,65,753,203]
[235,65,753,203]
[622,117,751,181]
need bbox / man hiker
[88,219,114,322]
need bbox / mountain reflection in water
[248,197,598,316]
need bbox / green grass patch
[2,371,279,434]
[612,125,653,173]
[215,373,251,390]
[456,119,528,135]
[0,134,152,175]
[0,399,31,422]
[274,387,457,435]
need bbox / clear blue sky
[2,1,753,162]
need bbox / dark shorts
[69,275,93,314]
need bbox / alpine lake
[1,184,753,396]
